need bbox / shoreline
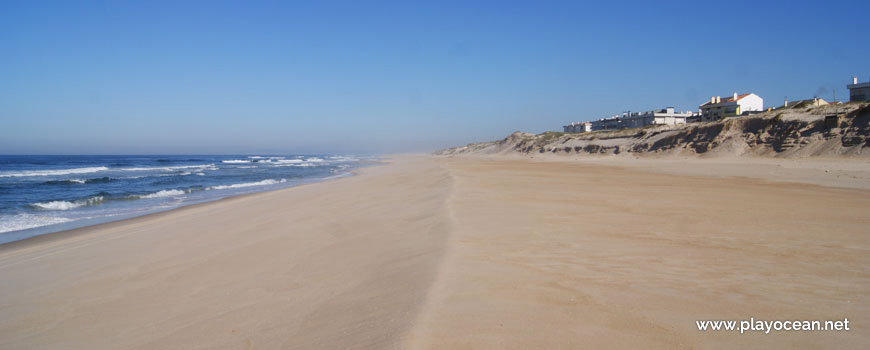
[0,156,452,348]
[0,166,372,250]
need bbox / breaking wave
[137,189,187,199]
[224,157,290,164]
[0,166,109,178]
[208,179,287,190]
[31,196,105,210]
[327,156,359,162]
[117,164,217,172]
[0,214,73,234]
[0,164,218,178]
[42,177,115,185]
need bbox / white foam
[327,156,359,162]
[138,189,186,199]
[208,179,287,190]
[68,179,87,184]
[273,160,321,167]
[222,160,251,164]
[31,196,104,211]
[118,164,217,172]
[0,166,109,178]
[0,214,73,233]
[274,159,303,164]
[304,157,324,162]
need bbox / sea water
[0,155,370,244]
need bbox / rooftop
[700,93,752,106]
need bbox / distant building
[590,116,622,131]
[563,121,592,133]
[848,76,870,102]
[699,92,763,122]
[620,107,695,129]
[782,97,828,109]
[563,107,696,132]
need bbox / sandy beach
[1,155,868,349]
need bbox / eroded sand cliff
[438,102,870,159]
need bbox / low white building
[620,107,695,129]
[699,92,763,122]
[563,121,592,133]
[563,107,695,133]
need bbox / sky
[1,0,868,155]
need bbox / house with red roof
[699,92,763,122]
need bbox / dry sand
[408,156,870,349]
[1,155,868,349]
[0,157,452,349]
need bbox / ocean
[0,155,370,244]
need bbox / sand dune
[438,102,870,159]
[1,156,868,349]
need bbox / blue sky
[1,0,868,154]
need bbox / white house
[699,92,763,122]
[620,107,695,129]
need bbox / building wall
[621,116,651,129]
[590,119,621,131]
[850,85,870,102]
[620,108,692,128]
[654,116,687,125]
[738,94,764,113]
[700,102,737,122]
[563,122,591,133]
[622,115,688,128]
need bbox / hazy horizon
[2,1,868,154]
